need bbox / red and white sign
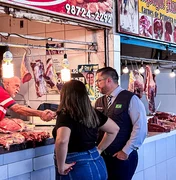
[1,0,113,27]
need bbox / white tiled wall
[133,131,176,180]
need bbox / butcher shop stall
[0,0,114,179]
[117,0,176,178]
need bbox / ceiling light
[138,61,145,74]
[122,66,129,74]
[139,66,145,74]
[2,50,14,78]
[61,53,71,82]
[154,66,160,75]
[122,60,129,74]
[170,68,175,78]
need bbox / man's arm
[10,104,56,121]
[122,95,148,155]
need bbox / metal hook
[135,61,139,71]
[151,62,154,73]
[130,61,134,70]
[23,48,31,55]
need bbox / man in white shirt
[95,67,147,180]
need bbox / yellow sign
[139,0,176,23]
[138,0,176,43]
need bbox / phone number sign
[3,0,113,27]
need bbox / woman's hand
[97,147,103,155]
[58,162,76,175]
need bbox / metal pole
[121,55,175,64]
[0,42,97,53]
[0,32,97,46]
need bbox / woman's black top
[52,109,108,153]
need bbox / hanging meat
[144,65,157,113]
[30,60,47,97]
[0,118,27,134]
[128,70,144,99]
[20,52,32,84]
[128,70,135,92]
[44,58,58,93]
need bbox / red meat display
[0,118,27,134]
[44,58,57,89]
[148,112,176,132]
[20,131,50,142]
[144,65,157,113]
[128,70,144,99]
[0,133,25,149]
[20,52,32,84]
[0,131,50,149]
[30,59,47,97]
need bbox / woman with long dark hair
[52,80,119,180]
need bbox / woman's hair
[57,80,100,128]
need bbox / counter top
[1,126,176,154]
[144,129,176,144]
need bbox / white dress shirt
[109,86,148,155]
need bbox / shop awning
[120,34,176,53]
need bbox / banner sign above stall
[118,0,176,44]
[3,0,113,27]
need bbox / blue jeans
[54,147,108,180]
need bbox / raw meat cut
[174,26,176,43]
[144,65,157,113]
[44,58,57,89]
[128,70,144,98]
[164,21,172,42]
[0,131,50,149]
[139,15,152,38]
[0,133,25,149]
[155,111,171,120]
[0,118,26,133]
[20,131,50,142]
[128,70,135,93]
[30,59,47,97]
[148,123,170,132]
[147,111,176,132]
[153,18,163,40]
[20,52,32,83]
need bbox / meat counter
[1,125,176,180]
[0,126,55,180]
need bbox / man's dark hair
[96,67,119,83]
[86,71,94,78]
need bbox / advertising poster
[78,64,99,101]
[3,0,113,27]
[118,0,176,44]
[139,0,176,43]
[118,0,139,34]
